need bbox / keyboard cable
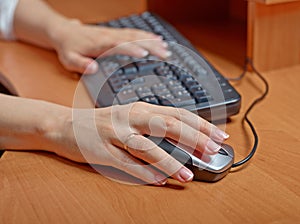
[225,57,270,168]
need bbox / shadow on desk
[11,150,186,190]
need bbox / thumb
[59,51,99,74]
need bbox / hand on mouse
[47,102,229,185]
[1,95,229,185]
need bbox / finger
[59,51,99,74]
[106,28,170,58]
[106,144,168,185]
[104,42,150,58]
[122,134,194,183]
[131,112,221,155]
[140,104,229,141]
[118,28,162,41]
[105,40,170,59]
[133,40,172,59]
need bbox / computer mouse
[147,136,234,182]
[0,71,18,96]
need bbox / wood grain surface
[1,0,300,223]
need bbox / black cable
[226,57,250,81]
[225,58,269,168]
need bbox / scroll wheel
[218,148,228,156]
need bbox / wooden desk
[1,1,300,223]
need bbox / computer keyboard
[82,12,241,120]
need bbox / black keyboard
[82,12,241,121]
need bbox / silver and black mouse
[148,136,234,182]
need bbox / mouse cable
[224,58,269,168]
[226,57,250,82]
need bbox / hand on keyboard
[50,19,170,74]
[68,102,229,185]
[82,12,241,120]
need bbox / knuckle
[126,136,157,158]
[131,102,148,113]
[128,136,154,154]
[177,108,189,118]
[164,116,179,130]
[128,146,155,158]
[191,131,201,145]
[201,119,211,132]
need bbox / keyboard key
[123,64,138,74]
[172,90,190,98]
[168,85,186,93]
[160,96,196,107]
[184,80,198,89]
[101,62,121,76]
[135,60,163,72]
[165,79,182,87]
[136,86,154,98]
[124,73,138,81]
[159,93,175,100]
[117,89,139,104]
[130,77,145,85]
[153,88,171,96]
[194,89,207,98]
[196,95,213,103]
[178,73,192,81]
[111,83,124,93]
[154,66,173,76]
[152,83,167,91]
[140,96,159,105]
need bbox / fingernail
[206,140,222,154]
[86,61,98,74]
[162,42,168,48]
[154,175,168,186]
[141,50,149,57]
[165,51,172,58]
[178,168,194,182]
[215,129,230,140]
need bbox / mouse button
[218,148,228,156]
[204,153,233,172]
[220,144,234,158]
[0,72,19,96]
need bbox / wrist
[0,95,72,152]
[47,17,82,50]
[38,102,73,153]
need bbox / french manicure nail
[141,50,149,57]
[162,42,168,48]
[154,175,168,186]
[215,129,230,139]
[86,62,98,74]
[206,140,222,153]
[179,168,194,182]
[165,51,172,58]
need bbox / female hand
[51,102,229,185]
[50,20,170,74]
[13,0,169,74]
